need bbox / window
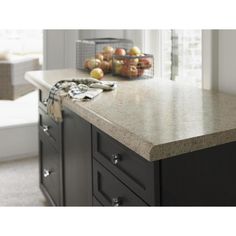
[144,30,202,87]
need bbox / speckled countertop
[25,69,236,162]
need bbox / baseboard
[0,123,38,162]
[0,153,38,163]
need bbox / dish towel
[46,78,116,122]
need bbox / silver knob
[42,99,48,106]
[42,125,49,133]
[43,169,51,178]
[111,154,121,165]
[112,197,121,207]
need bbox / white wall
[218,30,236,95]
[43,30,79,69]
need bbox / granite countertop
[25,69,236,162]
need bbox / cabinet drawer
[93,159,148,206]
[93,127,156,205]
[39,88,49,112]
[93,196,103,206]
[39,108,60,148]
[39,133,61,206]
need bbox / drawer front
[93,159,148,206]
[39,108,60,148]
[93,196,103,206]
[39,88,49,111]
[93,127,155,205]
[39,133,61,206]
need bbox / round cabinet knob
[42,125,49,133]
[112,197,121,207]
[43,169,51,178]
[111,154,121,165]
[42,99,48,106]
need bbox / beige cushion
[0,51,9,61]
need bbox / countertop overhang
[25,69,236,161]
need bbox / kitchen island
[25,69,236,206]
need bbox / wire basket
[76,38,133,73]
[112,53,154,79]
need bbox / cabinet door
[39,132,61,206]
[63,108,92,206]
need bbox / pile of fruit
[84,46,153,80]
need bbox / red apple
[137,68,144,77]
[99,61,110,74]
[138,58,152,69]
[114,48,126,56]
[120,65,129,77]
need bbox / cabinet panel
[63,108,92,206]
[93,159,148,206]
[93,127,158,205]
[161,142,236,206]
[39,108,60,148]
[39,132,61,206]
[92,196,103,206]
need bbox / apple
[87,58,101,70]
[124,58,139,66]
[103,46,114,54]
[120,65,129,77]
[138,58,152,69]
[127,66,138,78]
[84,59,90,70]
[114,48,126,56]
[90,68,104,80]
[96,53,104,61]
[129,46,141,56]
[99,61,110,74]
[137,68,144,77]
[113,60,124,74]
[102,52,113,61]
[108,60,113,71]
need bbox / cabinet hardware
[42,125,51,137]
[42,125,49,133]
[112,197,121,206]
[111,154,121,165]
[43,169,52,178]
[42,99,48,106]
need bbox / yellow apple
[90,68,104,80]
[129,46,141,56]
[87,58,101,70]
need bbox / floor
[0,157,47,206]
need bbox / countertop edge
[25,71,236,162]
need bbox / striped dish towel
[46,78,116,122]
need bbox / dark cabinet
[93,159,148,206]
[38,88,236,207]
[39,132,61,205]
[39,106,63,206]
[63,108,92,206]
[93,127,160,205]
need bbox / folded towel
[46,78,116,122]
